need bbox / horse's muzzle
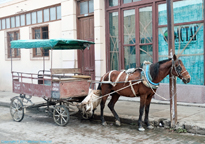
[182,77,190,84]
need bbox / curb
[0,102,10,107]
[118,99,205,108]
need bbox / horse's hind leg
[138,95,147,131]
[108,93,120,126]
[144,94,154,129]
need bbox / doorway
[77,0,95,80]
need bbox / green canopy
[10,39,95,50]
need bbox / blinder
[176,64,182,74]
[171,59,183,77]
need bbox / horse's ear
[173,54,177,61]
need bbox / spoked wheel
[53,105,70,126]
[10,97,24,122]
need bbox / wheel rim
[53,105,69,126]
[10,97,24,122]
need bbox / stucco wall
[156,83,205,103]
[0,0,106,91]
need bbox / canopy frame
[10,39,94,76]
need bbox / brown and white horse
[97,54,190,131]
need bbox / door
[78,16,95,80]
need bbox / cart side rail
[50,68,82,75]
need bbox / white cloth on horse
[125,68,136,74]
[125,68,136,83]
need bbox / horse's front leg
[108,93,120,126]
[138,95,147,131]
[100,96,108,126]
[144,94,154,129]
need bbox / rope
[88,64,177,103]
[129,80,137,97]
[88,80,142,102]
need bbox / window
[32,12,37,24]
[89,0,94,13]
[37,10,43,23]
[26,13,31,25]
[0,5,61,31]
[20,14,25,26]
[158,0,204,85]
[44,9,49,22]
[50,7,56,21]
[6,18,10,29]
[57,6,61,19]
[7,31,20,58]
[123,9,136,69]
[79,0,94,15]
[16,16,20,27]
[33,26,49,57]
[109,12,119,70]
[2,19,5,29]
[109,0,118,7]
[124,0,141,4]
[11,17,15,28]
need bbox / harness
[98,58,190,101]
[141,63,159,89]
[102,70,141,97]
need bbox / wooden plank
[60,80,90,98]
[50,68,82,74]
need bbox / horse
[97,54,190,131]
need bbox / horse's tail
[97,71,110,90]
[97,83,102,90]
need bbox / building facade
[0,0,204,103]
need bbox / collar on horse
[141,63,159,89]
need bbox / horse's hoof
[147,125,154,129]
[138,127,145,132]
[115,120,121,126]
[102,122,107,126]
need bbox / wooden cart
[10,39,95,126]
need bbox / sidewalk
[0,91,205,135]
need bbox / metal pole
[11,49,13,72]
[166,0,177,127]
[43,50,45,73]
[51,48,53,86]
[82,49,84,74]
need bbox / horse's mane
[150,58,172,81]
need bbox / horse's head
[171,54,191,84]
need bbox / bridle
[171,59,189,78]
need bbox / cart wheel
[10,97,24,122]
[53,105,69,126]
